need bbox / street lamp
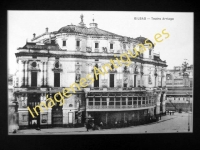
[186,92,190,132]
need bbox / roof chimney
[33,33,36,38]
[46,27,48,34]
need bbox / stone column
[126,97,128,107]
[24,61,27,86]
[162,93,166,113]
[45,62,48,86]
[47,108,52,126]
[22,61,25,87]
[106,97,109,107]
[41,62,44,86]
[93,97,95,108]
[26,61,29,87]
[156,93,161,114]
[120,97,122,108]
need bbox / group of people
[85,118,157,131]
[167,110,175,115]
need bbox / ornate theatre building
[13,15,168,129]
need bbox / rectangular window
[63,40,66,46]
[76,41,80,47]
[142,100,145,104]
[94,73,99,87]
[54,73,60,87]
[133,100,137,105]
[102,97,107,105]
[109,97,114,105]
[116,97,120,105]
[124,83,127,87]
[31,72,37,87]
[95,43,99,48]
[134,75,136,87]
[110,74,114,87]
[128,97,132,105]
[110,43,113,49]
[122,97,126,105]
[138,100,141,105]
[89,98,93,106]
[95,97,100,105]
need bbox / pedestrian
[100,122,103,129]
[160,114,161,120]
[169,111,171,115]
[115,121,117,128]
[86,122,89,131]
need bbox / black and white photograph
[7,11,193,135]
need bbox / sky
[8,11,193,74]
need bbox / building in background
[13,15,167,129]
[165,64,193,111]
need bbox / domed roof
[57,24,123,37]
[135,36,154,48]
[57,25,88,34]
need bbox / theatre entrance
[28,93,41,128]
[52,101,63,127]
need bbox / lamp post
[186,93,190,132]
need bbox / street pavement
[10,112,192,135]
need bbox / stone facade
[165,65,193,111]
[13,15,167,129]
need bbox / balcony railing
[86,103,154,109]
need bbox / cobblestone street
[10,112,192,135]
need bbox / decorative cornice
[16,52,167,67]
